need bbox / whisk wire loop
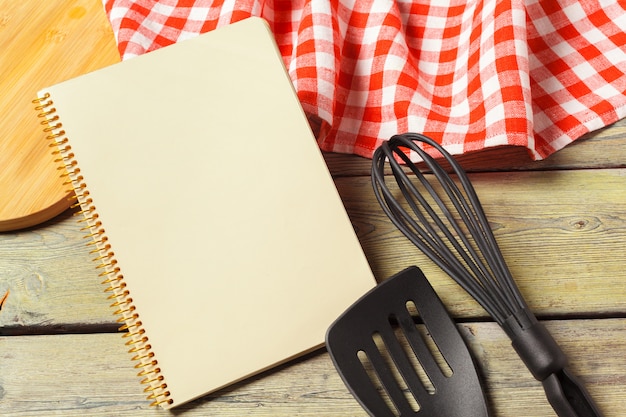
[389,143,512,322]
[430,161,522,317]
[391,145,498,300]
[372,133,529,324]
[375,144,462,276]
[435,150,526,314]
[373,142,507,321]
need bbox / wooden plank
[335,168,626,318]
[324,117,626,177]
[0,319,623,416]
[1,169,625,330]
[0,210,111,331]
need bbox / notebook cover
[36,17,375,408]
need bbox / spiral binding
[33,93,173,408]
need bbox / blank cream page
[39,17,375,408]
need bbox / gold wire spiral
[33,93,173,407]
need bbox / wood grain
[0,168,625,330]
[0,0,120,232]
[0,4,624,413]
[1,118,624,325]
[0,209,110,332]
[0,319,623,416]
[336,168,626,318]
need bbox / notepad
[34,17,375,409]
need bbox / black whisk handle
[507,315,568,381]
[505,311,604,417]
[543,368,604,417]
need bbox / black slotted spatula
[326,266,490,417]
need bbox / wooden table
[1,116,625,416]
[1,4,625,412]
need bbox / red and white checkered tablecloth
[104,0,626,160]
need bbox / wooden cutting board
[0,0,120,231]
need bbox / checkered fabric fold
[104,0,626,160]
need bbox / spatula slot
[390,320,437,395]
[405,300,454,379]
[357,349,403,416]
[372,331,422,414]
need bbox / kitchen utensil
[371,132,603,417]
[326,266,490,417]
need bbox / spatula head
[326,266,490,417]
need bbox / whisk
[371,133,603,417]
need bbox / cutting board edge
[0,191,73,232]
